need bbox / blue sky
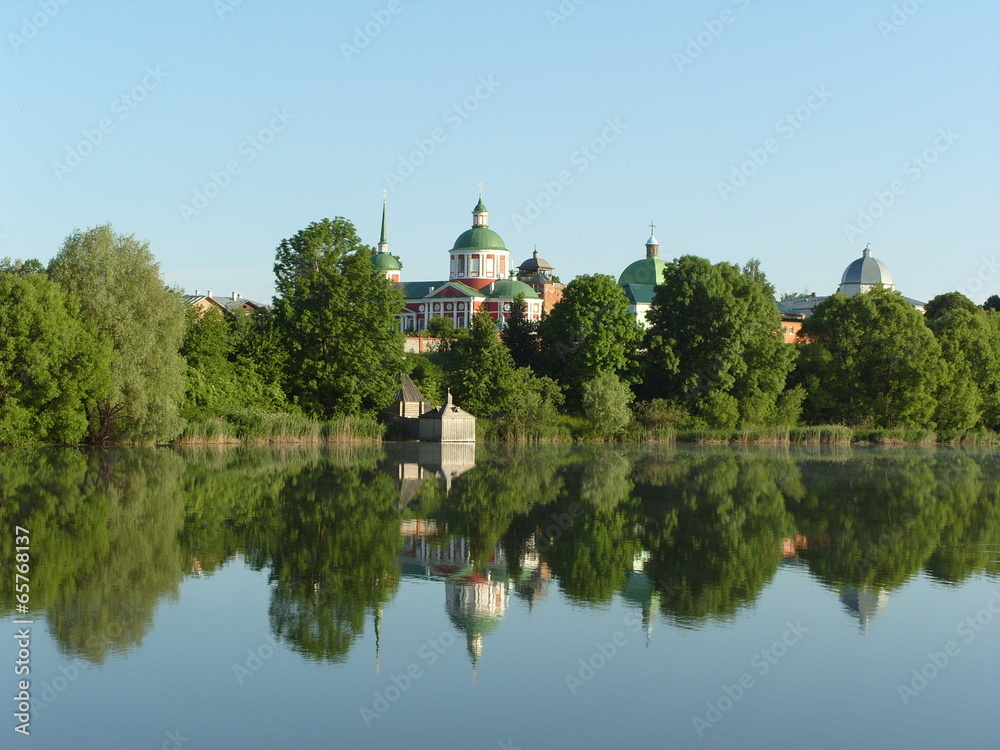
[3,0,998,304]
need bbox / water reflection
[1,445,997,669]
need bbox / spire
[645,221,659,258]
[473,184,488,226]
[863,243,872,258]
[378,190,388,253]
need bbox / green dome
[487,279,539,299]
[452,226,507,252]
[371,252,401,271]
[618,257,667,287]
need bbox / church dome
[518,249,553,274]
[371,252,401,271]
[839,245,894,295]
[451,226,507,252]
[619,257,667,287]
[487,279,539,299]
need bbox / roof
[473,198,488,214]
[486,279,539,299]
[182,293,265,313]
[421,392,475,421]
[451,226,507,252]
[779,295,829,317]
[840,246,894,290]
[618,257,667,287]
[518,249,554,273]
[371,252,401,271]
[394,372,427,403]
[621,283,656,305]
[394,280,482,299]
[645,234,659,246]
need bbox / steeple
[378,189,389,254]
[863,243,872,258]
[645,221,659,258]
[472,184,488,227]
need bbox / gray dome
[838,246,894,295]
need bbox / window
[499,256,506,276]
[486,256,494,275]
[457,255,465,276]
[470,256,480,276]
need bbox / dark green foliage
[272,217,405,418]
[795,288,940,428]
[924,291,978,322]
[48,224,186,443]
[983,294,1000,313]
[643,256,796,428]
[929,307,1000,432]
[501,293,538,369]
[180,307,286,420]
[537,274,642,407]
[446,308,521,417]
[0,273,111,444]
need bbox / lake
[1,443,998,749]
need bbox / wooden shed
[419,392,476,443]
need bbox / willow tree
[272,217,405,417]
[49,224,186,443]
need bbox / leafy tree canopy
[644,255,795,428]
[272,217,405,418]
[49,224,186,443]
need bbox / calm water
[1,443,998,749]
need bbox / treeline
[2,218,998,444]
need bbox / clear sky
[4,0,998,304]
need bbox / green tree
[794,288,941,427]
[929,307,1000,432]
[179,307,285,420]
[983,294,1000,313]
[924,291,978,322]
[0,257,45,275]
[501,293,538,369]
[0,273,111,444]
[272,217,405,417]
[537,274,642,408]
[643,256,796,428]
[581,372,634,438]
[447,308,521,417]
[48,224,186,442]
